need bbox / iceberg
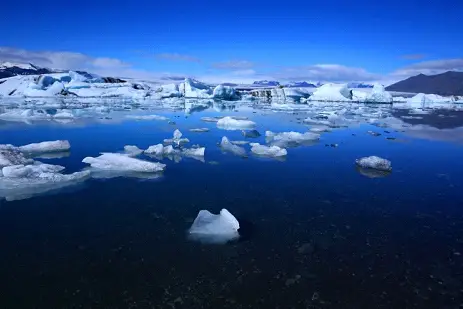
[82,153,166,173]
[54,110,75,119]
[0,162,90,201]
[126,114,169,121]
[355,156,392,172]
[188,208,240,244]
[213,85,240,100]
[309,83,352,102]
[220,137,247,157]
[189,128,210,133]
[180,78,213,99]
[182,147,205,158]
[19,140,71,153]
[265,131,320,148]
[145,144,166,156]
[201,116,222,123]
[250,143,287,158]
[230,140,249,145]
[163,129,190,146]
[405,93,453,108]
[309,126,332,133]
[362,84,393,103]
[217,116,256,130]
[124,145,144,156]
[0,146,33,168]
[0,109,52,121]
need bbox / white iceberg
[0,146,33,168]
[19,140,71,153]
[82,153,166,173]
[363,84,393,103]
[124,145,144,156]
[309,126,332,133]
[144,144,167,156]
[188,208,240,244]
[355,156,392,172]
[163,129,190,146]
[0,162,90,201]
[250,143,287,158]
[54,110,75,119]
[220,137,247,157]
[189,128,210,133]
[213,85,240,100]
[126,114,169,121]
[309,83,352,102]
[230,140,249,145]
[201,116,221,123]
[180,78,213,99]
[182,147,205,158]
[217,116,256,130]
[265,131,320,147]
[405,93,453,108]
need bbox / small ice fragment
[230,140,249,145]
[309,126,331,133]
[220,137,247,157]
[164,129,190,146]
[355,156,392,172]
[217,116,256,130]
[126,115,169,121]
[201,116,221,123]
[145,144,165,156]
[265,131,320,147]
[124,145,143,156]
[182,147,205,158]
[189,128,210,133]
[82,153,165,173]
[188,208,240,244]
[242,130,261,138]
[250,143,287,157]
[18,140,71,153]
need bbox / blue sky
[1,0,462,83]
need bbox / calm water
[0,100,463,308]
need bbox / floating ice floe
[309,83,352,102]
[189,128,210,133]
[124,145,144,156]
[163,129,190,146]
[230,140,249,145]
[145,143,205,162]
[125,114,169,121]
[188,208,240,244]
[309,126,332,133]
[145,144,171,156]
[250,143,287,158]
[0,162,90,201]
[19,140,71,153]
[217,116,256,130]
[181,146,205,158]
[265,131,320,148]
[54,110,75,119]
[0,146,34,168]
[82,153,166,173]
[220,137,247,157]
[201,116,222,123]
[355,156,392,172]
[0,109,52,121]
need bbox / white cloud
[391,58,463,78]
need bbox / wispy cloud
[401,54,426,60]
[212,60,255,70]
[391,58,463,77]
[155,53,201,63]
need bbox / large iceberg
[188,208,240,244]
[362,84,393,103]
[213,85,240,100]
[355,156,392,172]
[19,140,71,153]
[217,116,256,130]
[82,153,166,173]
[404,93,453,108]
[309,83,352,102]
[250,143,287,158]
[265,131,320,148]
[180,78,213,99]
[220,136,247,157]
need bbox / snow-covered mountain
[284,81,318,88]
[252,80,280,87]
[0,61,58,79]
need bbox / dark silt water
[0,101,462,308]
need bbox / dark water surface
[0,102,462,308]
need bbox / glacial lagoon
[0,99,462,308]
